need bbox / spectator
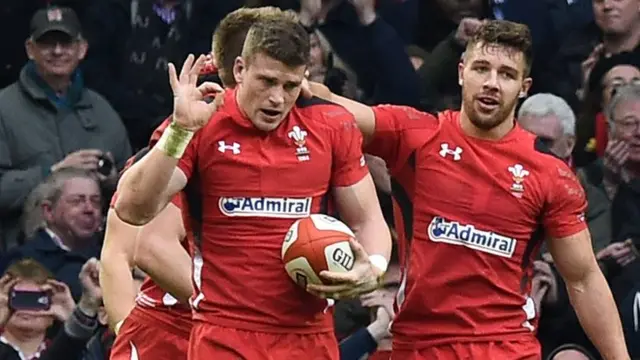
[592,0,640,56]
[40,257,103,360]
[82,0,241,150]
[518,93,611,253]
[0,6,131,252]
[518,94,577,163]
[0,258,104,360]
[0,169,103,301]
[575,52,640,167]
[0,259,75,359]
[599,83,640,358]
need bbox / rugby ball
[282,214,356,290]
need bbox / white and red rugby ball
[282,214,356,289]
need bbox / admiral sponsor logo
[428,217,517,258]
[219,197,311,218]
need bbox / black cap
[30,7,82,40]
[588,52,640,92]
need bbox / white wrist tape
[114,319,124,335]
[156,122,194,159]
[368,254,388,273]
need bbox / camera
[9,289,52,311]
[97,155,114,176]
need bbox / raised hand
[168,54,224,131]
[0,275,18,327]
[43,279,76,322]
[79,258,102,308]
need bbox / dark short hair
[467,20,533,76]
[241,16,310,68]
[212,7,299,86]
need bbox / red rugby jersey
[177,88,369,333]
[365,107,587,351]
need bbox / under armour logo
[439,143,462,161]
[218,141,240,154]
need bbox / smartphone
[97,155,114,176]
[9,289,52,311]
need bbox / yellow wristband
[114,319,124,335]
[156,122,194,159]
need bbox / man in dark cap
[26,6,86,90]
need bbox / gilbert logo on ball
[282,214,356,290]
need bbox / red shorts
[391,340,540,360]
[187,323,339,360]
[110,316,190,360]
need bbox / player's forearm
[136,239,193,303]
[115,149,180,225]
[353,216,392,271]
[99,252,137,330]
[567,268,629,360]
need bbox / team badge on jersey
[288,126,310,162]
[508,163,529,198]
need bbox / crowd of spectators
[0,0,639,359]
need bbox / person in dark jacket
[0,169,103,301]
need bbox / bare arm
[99,209,141,330]
[334,174,392,265]
[307,82,376,144]
[134,202,193,303]
[114,149,187,225]
[548,229,629,360]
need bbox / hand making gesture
[168,54,224,131]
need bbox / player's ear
[519,77,533,99]
[457,61,464,87]
[233,56,245,85]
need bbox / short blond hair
[212,7,298,86]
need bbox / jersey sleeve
[176,131,200,181]
[543,164,588,239]
[331,111,369,187]
[109,192,119,208]
[365,105,438,172]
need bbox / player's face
[234,52,306,132]
[458,42,532,131]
